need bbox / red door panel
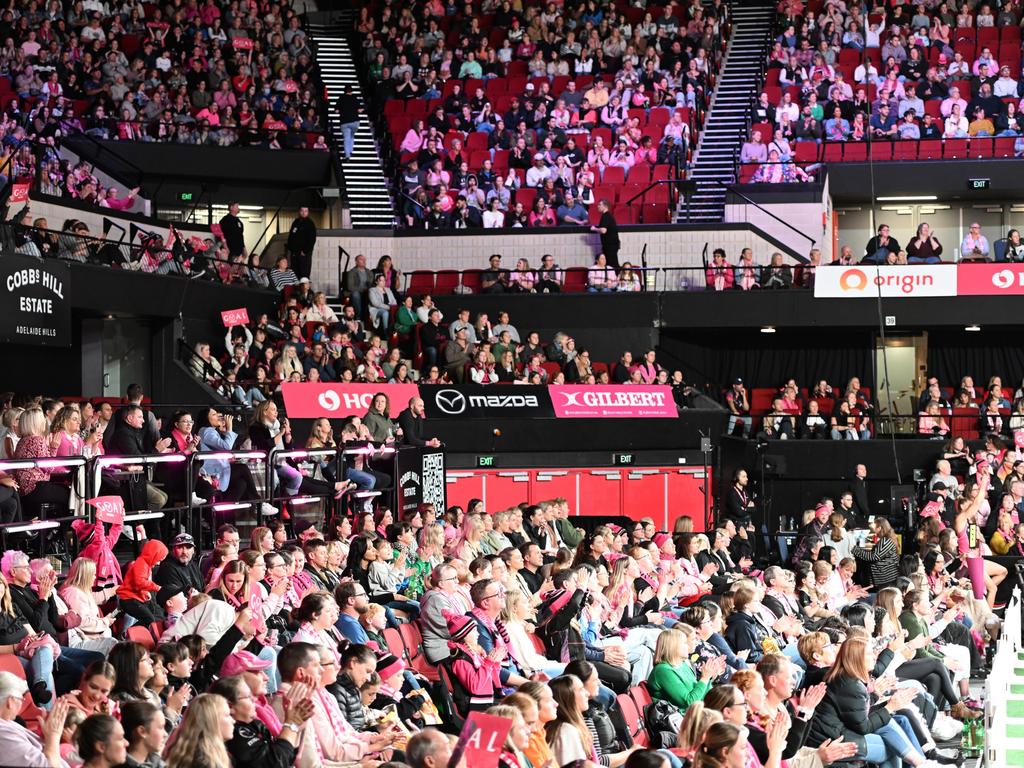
[666,469,711,532]
[578,470,622,518]
[485,471,533,512]
[531,471,579,514]
[622,470,668,530]
[446,472,483,510]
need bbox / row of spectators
[739,1,1024,181]
[209,261,690,394]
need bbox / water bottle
[960,718,973,755]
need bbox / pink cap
[653,533,671,549]
[221,650,272,678]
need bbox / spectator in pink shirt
[98,187,140,211]
[587,253,618,292]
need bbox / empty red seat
[593,184,618,203]
[969,137,994,158]
[944,139,968,158]
[602,166,626,185]
[793,142,820,162]
[823,142,844,162]
[407,271,435,294]
[613,204,636,224]
[466,132,488,151]
[460,269,482,293]
[994,137,1016,157]
[564,268,588,292]
[515,187,537,210]
[642,202,669,223]
[869,142,893,161]
[433,270,459,295]
[918,139,943,159]
[893,141,918,160]
[628,164,650,185]
[844,142,867,161]
[651,164,671,181]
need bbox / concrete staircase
[677,1,775,222]
[308,16,395,228]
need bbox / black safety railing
[1,222,274,288]
[65,116,328,152]
[0,443,398,558]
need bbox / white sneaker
[260,503,278,516]
[931,714,961,742]
[191,494,207,506]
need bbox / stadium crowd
[355,0,727,228]
[739,0,1024,182]
[0,389,1005,768]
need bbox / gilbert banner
[282,383,678,420]
[0,254,71,346]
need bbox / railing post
[264,447,279,527]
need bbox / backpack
[644,699,684,749]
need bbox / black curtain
[659,328,874,397]
[926,329,1024,394]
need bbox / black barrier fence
[0,444,446,559]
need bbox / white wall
[724,176,832,262]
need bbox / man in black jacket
[107,404,170,513]
[590,199,620,269]
[397,397,441,448]
[155,533,203,605]
[103,383,160,452]
[418,309,446,374]
[849,463,872,524]
[219,201,246,258]
[285,206,317,281]
[335,84,362,160]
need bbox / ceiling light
[760,326,776,334]
[876,195,938,202]
[965,324,981,332]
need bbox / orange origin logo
[838,269,868,291]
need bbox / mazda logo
[435,389,467,414]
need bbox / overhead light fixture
[965,324,981,332]
[876,195,938,202]
[760,326,776,334]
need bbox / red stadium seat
[127,625,156,650]
[944,139,968,158]
[869,142,893,161]
[651,164,671,181]
[383,627,405,659]
[466,132,488,151]
[794,142,820,162]
[433,270,460,295]
[564,268,589,293]
[628,164,650,185]
[969,138,994,158]
[602,166,626,185]
[407,271,435,295]
[460,269,483,293]
[844,142,867,161]
[918,139,943,159]
[515,186,536,211]
[994,137,1016,158]
[893,141,918,160]
[613,204,636,224]
[642,202,670,223]
[823,142,844,162]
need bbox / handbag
[644,699,683,748]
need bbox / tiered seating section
[1,0,325,150]
[740,4,1024,182]
[359,0,729,227]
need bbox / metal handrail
[713,178,816,252]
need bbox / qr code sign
[422,452,445,509]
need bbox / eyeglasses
[731,699,748,708]
[440,576,458,583]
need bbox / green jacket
[554,517,584,549]
[898,610,943,660]
[647,661,710,709]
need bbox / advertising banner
[419,384,555,419]
[282,383,677,419]
[396,447,446,513]
[957,263,1024,295]
[550,385,678,418]
[280,382,420,419]
[813,265,957,298]
[0,254,71,346]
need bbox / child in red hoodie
[116,540,168,624]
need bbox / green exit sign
[613,453,635,466]
[179,192,194,201]
[477,455,496,468]
[969,178,990,190]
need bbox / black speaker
[763,455,787,476]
